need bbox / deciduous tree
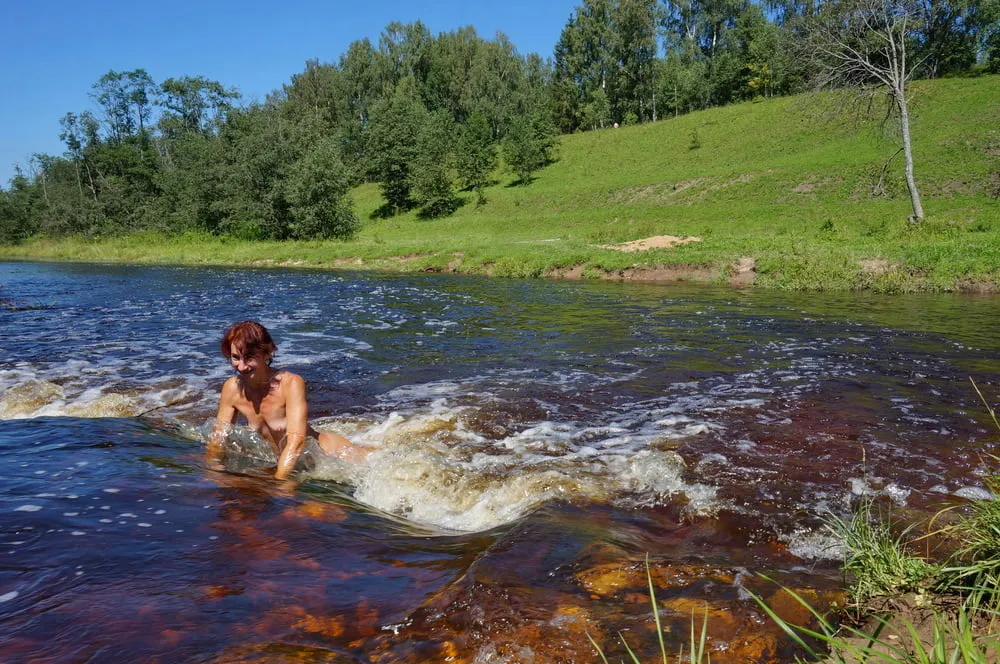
[804,0,926,221]
[159,76,240,136]
[367,76,428,214]
[91,69,157,141]
[286,138,359,239]
[455,110,498,204]
[503,112,558,185]
[412,111,458,217]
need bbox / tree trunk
[896,89,924,222]
[74,162,84,202]
[84,160,99,203]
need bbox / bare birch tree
[805,0,926,221]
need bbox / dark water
[1,261,998,663]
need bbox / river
[0,261,997,663]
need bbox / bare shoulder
[276,371,307,394]
[220,376,241,401]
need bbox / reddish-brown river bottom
[0,262,997,662]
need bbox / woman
[208,320,367,479]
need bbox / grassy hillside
[6,76,999,292]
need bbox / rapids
[0,260,997,662]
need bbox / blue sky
[1,0,578,186]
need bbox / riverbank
[3,76,998,293]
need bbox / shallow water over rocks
[0,261,997,662]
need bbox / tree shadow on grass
[457,179,501,194]
[369,201,414,220]
[415,195,469,220]
[505,177,535,188]
[503,156,559,188]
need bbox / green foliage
[1,20,559,241]
[2,9,998,278]
[411,110,458,218]
[149,131,226,233]
[553,0,659,131]
[212,105,295,239]
[455,110,498,205]
[159,75,239,136]
[5,76,1000,293]
[285,139,359,239]
[503,113,558,185]
[0,172,40,244]
[943,471,1000,599]
[939,382,1000,600]
[751,579,1000,664]
[581,87,613,131]
[91,69,157,140]
[689,127,702,150]
[912,0,999,78]
[368,76,427,214]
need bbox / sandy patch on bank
[598,235,702,252]
[858,258,894,276]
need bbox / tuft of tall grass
[937,381,1000,604]
[824,496,939,609]
[939,470,1000,606]
[750,579,1000,664]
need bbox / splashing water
[2,261,999,662]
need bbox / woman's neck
[242,367,274,393]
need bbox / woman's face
[229,343,268,379]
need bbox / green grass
[940,471,1000,602]
[825,498,940,609]
[751,579,1000,664]
[4,76,1000,291]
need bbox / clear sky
[1,0,578,187]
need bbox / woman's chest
[235,393,286,425]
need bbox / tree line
[552,0,998,131]
[2,0,998,243]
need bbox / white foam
[13,505,42,512]
[882,483,911,507]
[955,486,994,501]
[783,529,847,561]
[343,434,720,532]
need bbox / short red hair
[221,321,277,359]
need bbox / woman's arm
[275,374,309,480]
[207,377,239,466]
